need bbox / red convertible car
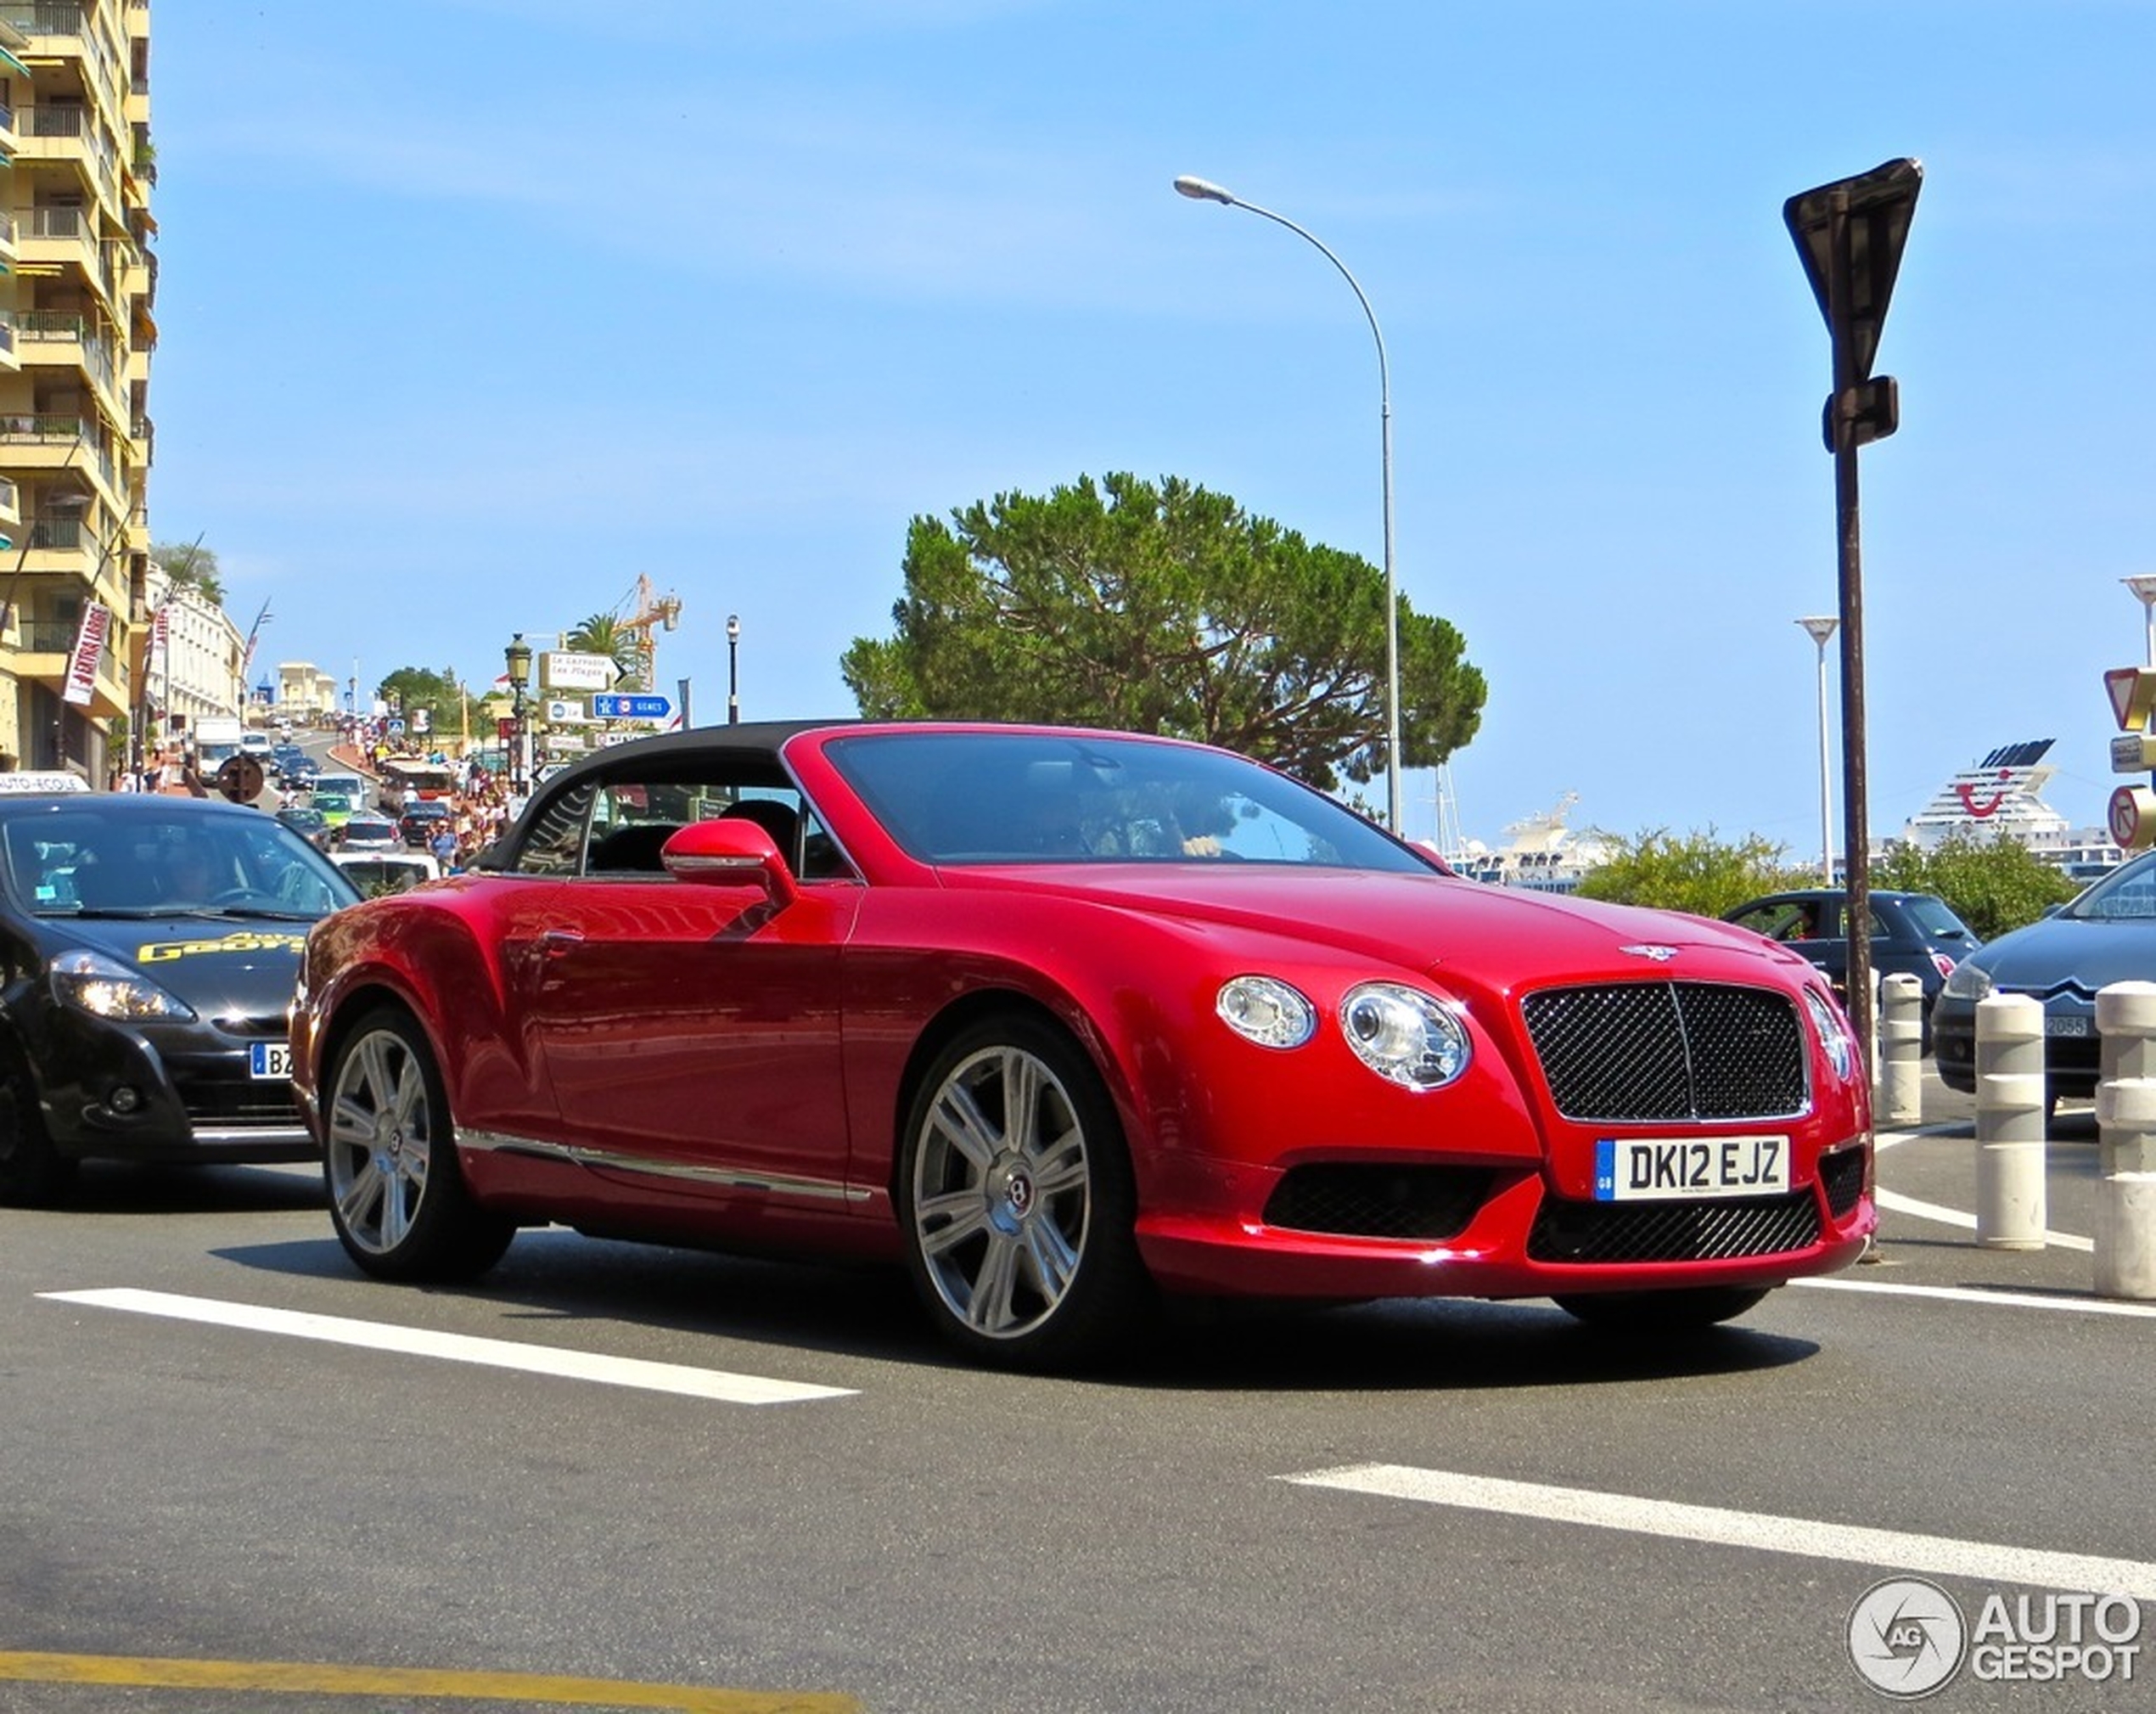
[291,722,1873,1368]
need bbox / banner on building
[62,602,110,707]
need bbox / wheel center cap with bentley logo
[987,1160,1036,1232]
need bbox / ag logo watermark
[1848,1576,2142,1699]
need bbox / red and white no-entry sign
[2110,784,2156,851]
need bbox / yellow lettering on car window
[137,931,309,964]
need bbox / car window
[824,730,1429,871]
[2067,856,2156,922]
[1732,901,1816,942]
[506,768,851,882]
[1901,896,1974,940]
[3,811,357,917]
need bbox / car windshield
[2063,855,2156,922]
[823,729,1435,871]
[3,808,362,919]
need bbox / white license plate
[249,1042,291,1080]
[2044,1015,2091,1037]
[1594,1135,1789,1202]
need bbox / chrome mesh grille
[1522,982,1806,1122]
[1527,1190,1821,1263]
[1263,1165,1492,1240]
[1819,1145,1867,1220]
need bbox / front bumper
[31,1005,314,1166]
[1134,1139,1873,1301]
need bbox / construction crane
[615,574,682,688]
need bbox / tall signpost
[1784,157,1923,1073]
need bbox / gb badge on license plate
[1594,1134,1789,1202]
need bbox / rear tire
[1552,1285,1770,1333]
[323,1007,514,1281]
[0,1045,73,1207]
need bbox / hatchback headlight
[1217,975,1317,1048]
[1339,983,1471,1089]
[1941,961,1995,1003]
[50,949,197,1021]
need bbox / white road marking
[1283,1464,2156,1597]
[1875,1184,2094,1252]
[40,1288,855,1405]
[1791,1274,2156,1318]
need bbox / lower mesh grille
[1264,1165,1492,1240]
[1819,1146,1867,1219]
[174,1078,302,1127]
[1528,1189,1821,1264]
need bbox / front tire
[1552,1285,1770,1333]
[323,1007,514,1281]
[0,1044,73,1207]
[898,1015,1150,1369]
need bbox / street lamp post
[503,633,532,795]
[1798,616,1839,885]
[1174,173,1402,833]
[727,614,741,725]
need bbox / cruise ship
[1898,738,2122,882]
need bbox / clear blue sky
[147,1,2156,851]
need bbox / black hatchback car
[1722,888,1981,1048]
[0,790,361,1203]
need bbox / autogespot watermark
[1847,1576,2143,1699]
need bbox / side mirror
[662,818,799,908]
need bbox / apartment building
[141,558,240,744]
[0,1,154,783]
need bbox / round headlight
[1217,975,1317,1048]
[1339,983,1470,1089]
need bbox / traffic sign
[592,694,672,721]
[542,651,617,692]
[214,754,265,804]
[2108,666,2156,732]
[2110,785,2156,851]
[2113,734,2156,773]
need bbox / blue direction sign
[592,694,672,721]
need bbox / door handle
[540,928,585,954]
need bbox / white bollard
[2093,981,2156,1298]
[1875,972,1923,1128]
[1974,992,2047,1249]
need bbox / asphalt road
[2,1083,2150,1713]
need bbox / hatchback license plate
[1595,1135,1789,1202]
[2045,1015,2091,1037]
[250,1041,291,1080]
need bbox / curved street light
[1173,173,1402,833]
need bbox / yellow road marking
[0,1651,861,1711]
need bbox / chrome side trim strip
[458,1127,869,1203]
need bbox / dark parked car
[0,791,361,1203]
[1934,851,2156,1104]
[1722,888,1980,1048]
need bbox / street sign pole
[1828,183,1878,1072]
[1785,156,1922,1077]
